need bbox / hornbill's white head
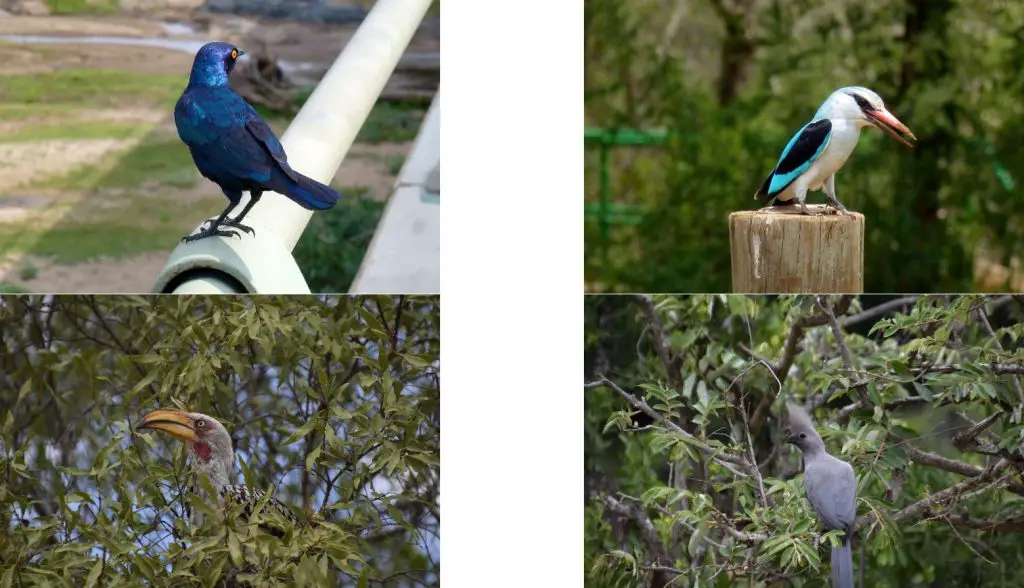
[138,408,234,490]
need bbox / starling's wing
[174,90,275,184]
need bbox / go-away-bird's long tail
[831,539,854,588]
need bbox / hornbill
[137,408,298,535]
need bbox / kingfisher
[754,86,916,215]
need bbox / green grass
[44,0,118,15]
[255,91,429,144]
[0,103,83,122]
[0,283,29,293]
[18,263,37,281]
[294,189,385,292]
[0,189,222,264]
[41,138,199,191]
[355,101,428,143]
[0,69,182,109]
[0,121,143,143]
[385,154,406,176]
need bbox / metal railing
[584,127,667,254]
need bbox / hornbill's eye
[196,420,206,429]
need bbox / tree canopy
[585,1,1024,292]
[0,295,439,587]
[586,294,1024,587]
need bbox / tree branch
[633,295,681,389]
[587,377,752,477]
[838,296,921,329]
[601,495,671,565]
[816,296,872,408]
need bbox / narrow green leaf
[306,446,323,472]
[85,558,103,588]
[227,532,243,568]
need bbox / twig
[835,397,929,423]
[838,296,921,329]
[942,514,1024,532]
[857,458,1012,528]
[587,377,752,477]
[750,300,848,433]
[601,495,671,564]
[634,295,681,389]
[975,306,1024,404]
[739,392,769,509]
[815,296,871,408]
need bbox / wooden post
[729,205,864,293]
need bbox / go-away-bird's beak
[138,408,197,442]
[867,108,917,148]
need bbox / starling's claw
[221,218,256,237]
[182,227,244,243]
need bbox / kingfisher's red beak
[868,108,916,148]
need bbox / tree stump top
[729,206,865,293]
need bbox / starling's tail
[831,538,854,588]
[268,167,341,211]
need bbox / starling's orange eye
[230,49,238,60]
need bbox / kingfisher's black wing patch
[756,119,833,199]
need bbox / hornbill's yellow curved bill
[137,408,297,534]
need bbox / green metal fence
[584,127,669,253]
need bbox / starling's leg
[220,190,261,236]
[184,201,244,243]
[824,175,853,216]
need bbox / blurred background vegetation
[585,294,1024,587]
[0,295,439,586]
[585,0,1024,293]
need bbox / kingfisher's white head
[814,86,917,147]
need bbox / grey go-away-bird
[785,403,856,588]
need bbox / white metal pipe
[243,0,434,251]
[155,0,433,293]
[349,91,440,293]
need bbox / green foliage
[42,138,199,191]
[586,294,1024,587]
[0,69,182,109]
[0,295,439,586]
[585,1,1024,292]
[294,191,386,293]
[44,0,118,14]
[356,101,429,144]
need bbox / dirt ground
[0,14,426,293]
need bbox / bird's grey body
[786,403,856,588]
